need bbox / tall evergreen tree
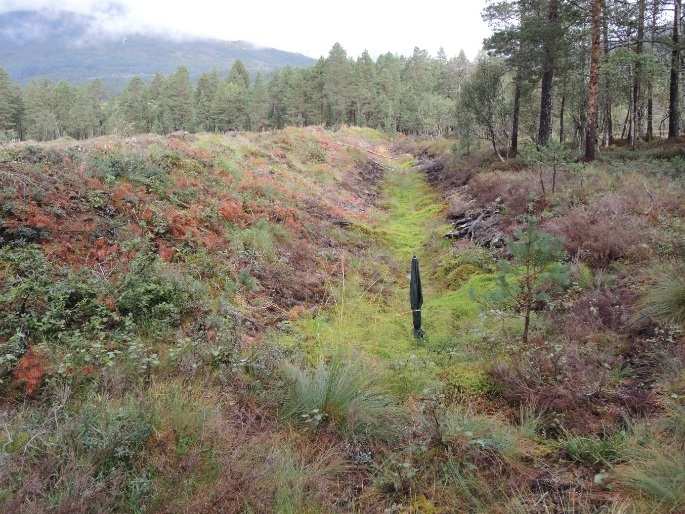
[195,71,220,131]
[228,60,250,88]
[538,0,560,146]
[323,43,352,126]
[585,0,603,161]
[164,67,194,132]
[669,0,681,138]
[0,67,22,138]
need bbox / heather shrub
[488,339,620,435]
[469,171,541,217]
[559,285,634,343]
[614,173,685,218]
[545,205,650,268]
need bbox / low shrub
[89,151,166,188]
[230,218,285,261]
[545,205,650,268]
[469,171,541,217]
[0,244,117,387]
[303,141,327,164]
[0,393,155,513]
[77,398,154,475]
[196,438,343,513]
[116,253,203,327]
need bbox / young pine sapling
[488,218,569,345]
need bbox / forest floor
[1,128,684,513]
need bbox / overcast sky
[0,0,491,59]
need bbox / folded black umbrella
[410,255,424,340]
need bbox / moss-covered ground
[274,156,500,396]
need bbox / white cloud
[0,0,491,59]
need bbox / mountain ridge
[0,10,315,90]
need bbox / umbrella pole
[410,256,424,341]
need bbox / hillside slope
[0,10,314,88]
[1,129,684,513]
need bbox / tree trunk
[647,84,654,140]
[538,0,559,146]
[669,0,681,139]
[489,123,505,162]
[621,103,632,139]
[559,92,566,143]
[585,0,602,161]
[647,0,660,141]
[511,71,522,156]
[602,0,614,146]
[632,0,645,148]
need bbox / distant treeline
[0,44,472,142]
[1,0,684,160]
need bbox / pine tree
[459,58,510,160]
[249,73,271,131]
[115,77,149,135]
[538,0,560,146]
[211,81,248,131]
[164,67,194,132]
[23,79,59,141]
[147,73,167,133]
[486,218,568,346]
[228,60,250,89]
[195,71,220,131]
[669,0,681,138]
[0,67,21,138]
[585,0,602,161]
[352,50,377,126]
[323,43,352,126]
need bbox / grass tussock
[636,265,685,328]
[281,357,403,440]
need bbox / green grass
[618,445,685,512]
[636,265,685,328]
[281,357,403,440]
[272,164,501,398]
[561,431,627,467]
[376,167,448,261]
[439,406,519,458]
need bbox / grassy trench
[275,157,501,397]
